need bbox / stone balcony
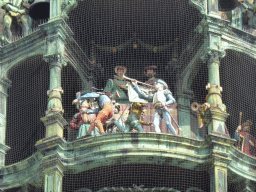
[0,132,255,190]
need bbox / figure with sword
[131,79,179,135]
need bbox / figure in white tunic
[132,79,177,134]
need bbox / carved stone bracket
[189,0,206,15]
[0,77,12,90]
[201,48,226,64]
[0,143,11,155]
[61,0,78,18]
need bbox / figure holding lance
[235,114,256,157]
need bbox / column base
[41,112,67,138]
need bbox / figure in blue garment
[132,79,177,135]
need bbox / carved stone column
[36,137,64,192]
[177,90,194,138]
[232,7,242,29]
[43,161,64,192]
[208,134,235,192]
[208,0,220,17]
[41,54,67,138]
[0,78,11,167]
[50,0,61,19]
[204,49,229,136]
[40,19,70,138]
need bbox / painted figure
[235,120,256,157]
[132,79,177,134]
[144,66,158,87]
[113,102,151,132]
[73,92,114,135]
[103,66,129,102]
[69,100,99,138]
[0,0,31,40]
[142,66,158,132]
[191,102,211,128]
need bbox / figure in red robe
[235,120,256,157]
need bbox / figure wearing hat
[103,66,129,102]
[70,100,100,138]
[132,79,177,135]
[235,120,256,157]
[144,66,158,87]
[142,66,159,132]
[72,92,114,135]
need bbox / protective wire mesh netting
[63,164,210,192]
[6,55,48,165]
[220,50,256,153]
[3,0,256,191]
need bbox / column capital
[201,48,226,63]
[43,54,66,69]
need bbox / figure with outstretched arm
[132,79,177,135]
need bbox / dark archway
[5,55,49,165]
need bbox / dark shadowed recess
[63,164,210,192]
[5,55,49,165]
[220,50,256,138]
[67,0,202,92]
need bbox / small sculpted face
[117,69,125,77]
[79,101,90,113]
[80,106,89,114]
[146,69,156,78]
[243,126,250,133]
[155,83,164,91]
